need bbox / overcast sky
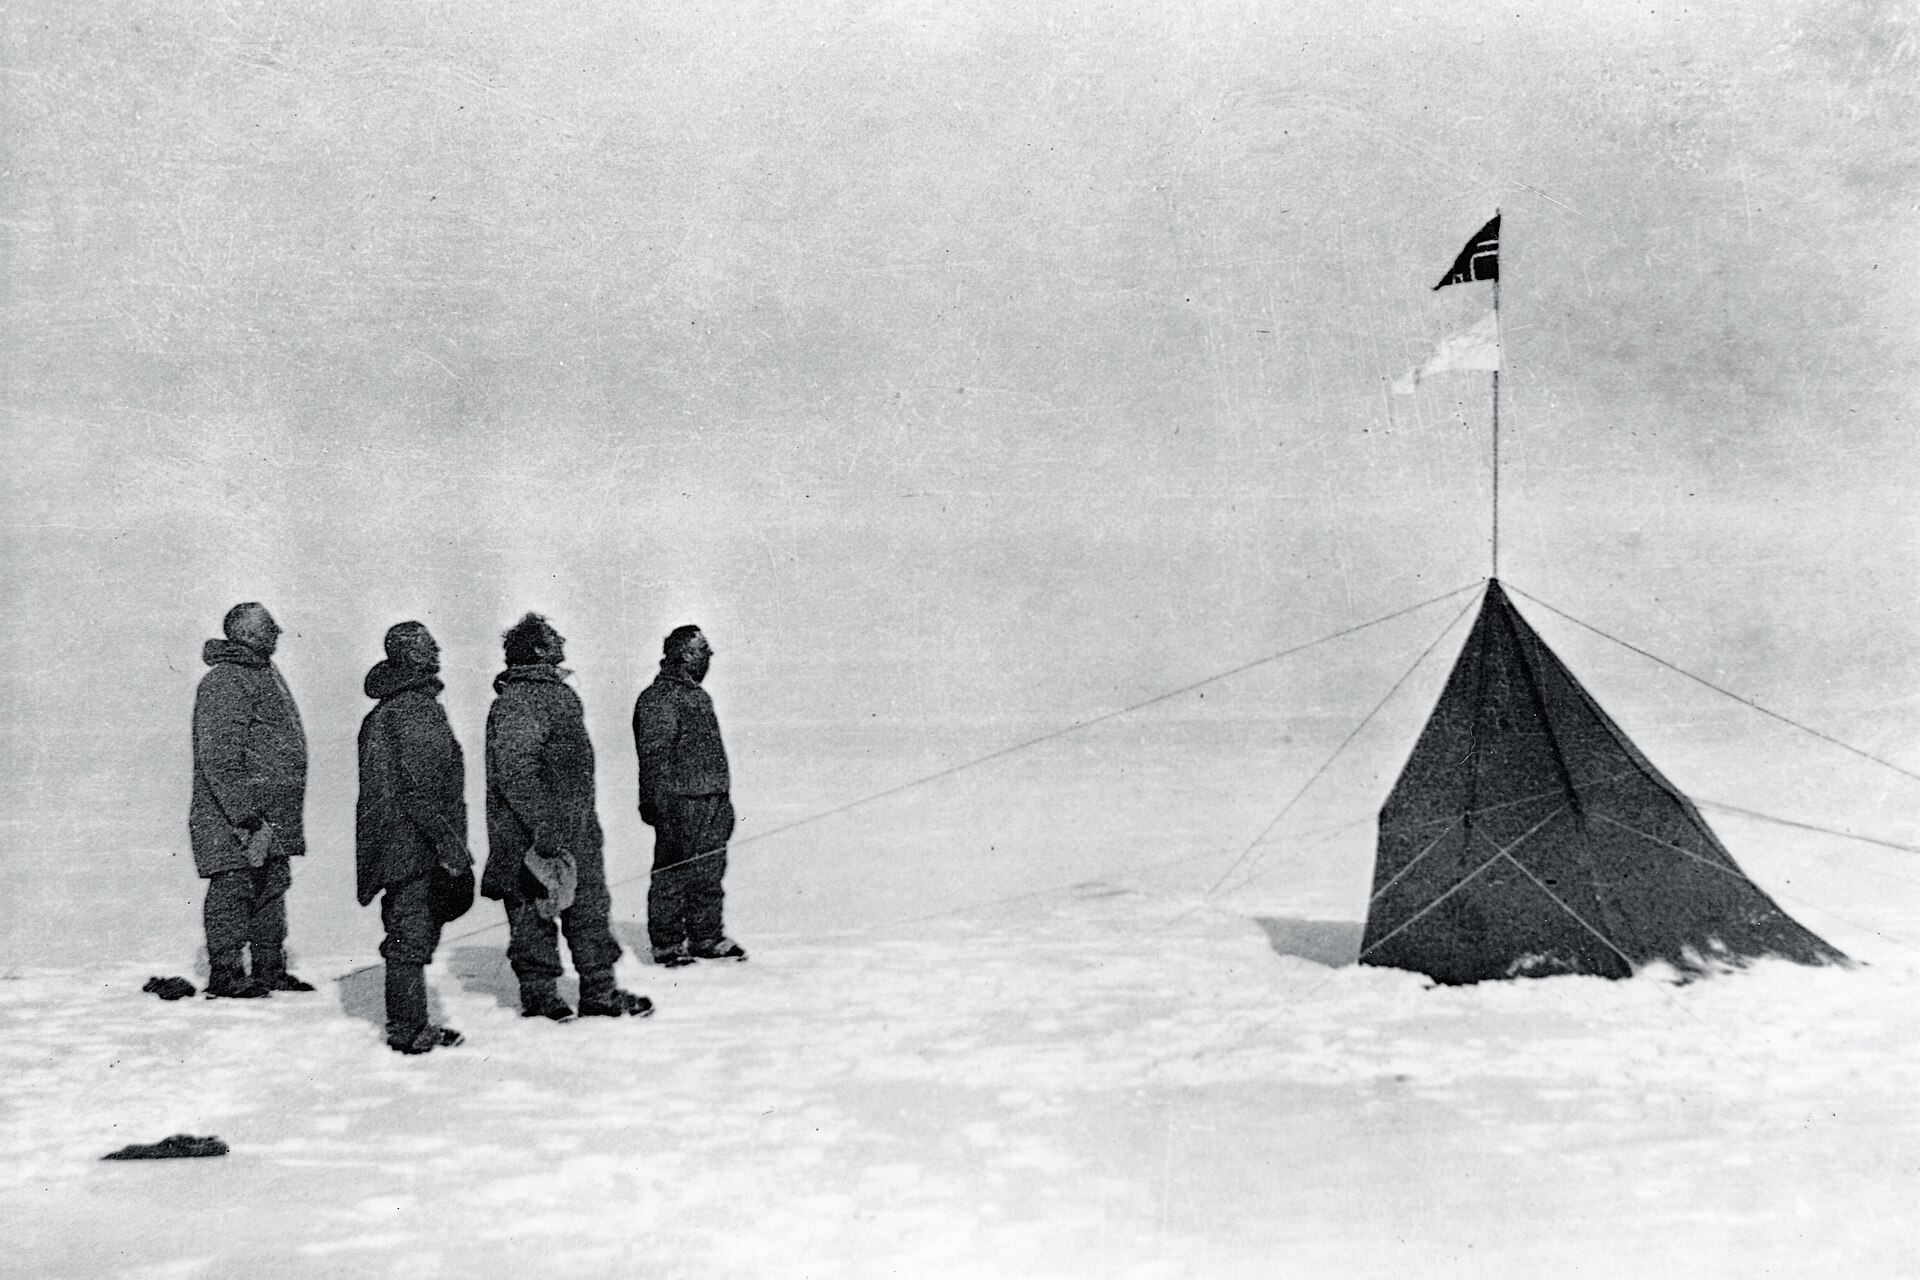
[4,0,1916,954]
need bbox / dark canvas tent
[1361,581,1846,984]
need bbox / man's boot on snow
[385,963,430,1049]
[392,1024,466,1055]
[651,942,695,968]
[251,945,315,992]
[518,982,575,1022]
[578,971,655,1018]
[388,965,465,1055]
[205,951,269,999]
[689,936,748,962]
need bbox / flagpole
[1419,209,1504,579]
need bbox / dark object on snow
[103,1134,229,1161]
[143,976,198,1001]
[1361,581,1848,985]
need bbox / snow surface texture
[4,884,1915,1280]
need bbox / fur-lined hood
[202,638,270,669]
[365,659,445,701]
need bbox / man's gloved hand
[524,848,578,921]
[234,819,274,868]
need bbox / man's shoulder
[494,675,582,717]
[634,675,684,707]
[376,688,446,726]
[196,661,258,700]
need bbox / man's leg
[248,859,312,991]
[381,875,450,1049]
[685,798,744,960]
[505,863,571,1019]
[647,812,694,963]
[685,847,732,952]
[565,852,650,1017]
[203,869,268,998]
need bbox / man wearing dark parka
[356,621,471,1054]
[481,613,653,1022]
[633,625,745,966]
[189,602,312,998]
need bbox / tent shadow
[1253,917,1364,968]
[613,921,656,963]
[449,944,524,1010]
[334,963,386,1028]
[334,961,461,1032]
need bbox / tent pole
[1491,274,1501,581]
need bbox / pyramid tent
[1360,581,1846,984]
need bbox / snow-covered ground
[5,680,1920,1278]
[4,876,1916,1280]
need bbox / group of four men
[188,602,743,1054]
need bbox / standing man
[481,613,653,1021]
[189,602,312,998]
[357,621,471,1055]
[633,625,746,966]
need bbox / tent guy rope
[1505,582,1920,787]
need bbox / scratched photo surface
[3,2,1916,1277]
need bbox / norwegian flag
[1433,214,1499,290]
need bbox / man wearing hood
[632,625,746,966]
[189,602,312,998]
[481,613,653,1022]
[357,621,471,1054]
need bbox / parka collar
[493,662,572,694]
[364,659,445,701]
[655,661,703,689]
[203,638,270,669]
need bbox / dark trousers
[204,858,291,967]
[380,874,444,967]
[504,846,621,991]
[647,794,734,950]
[381,875,444,1043]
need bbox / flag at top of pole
[1433,213,1500,290]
